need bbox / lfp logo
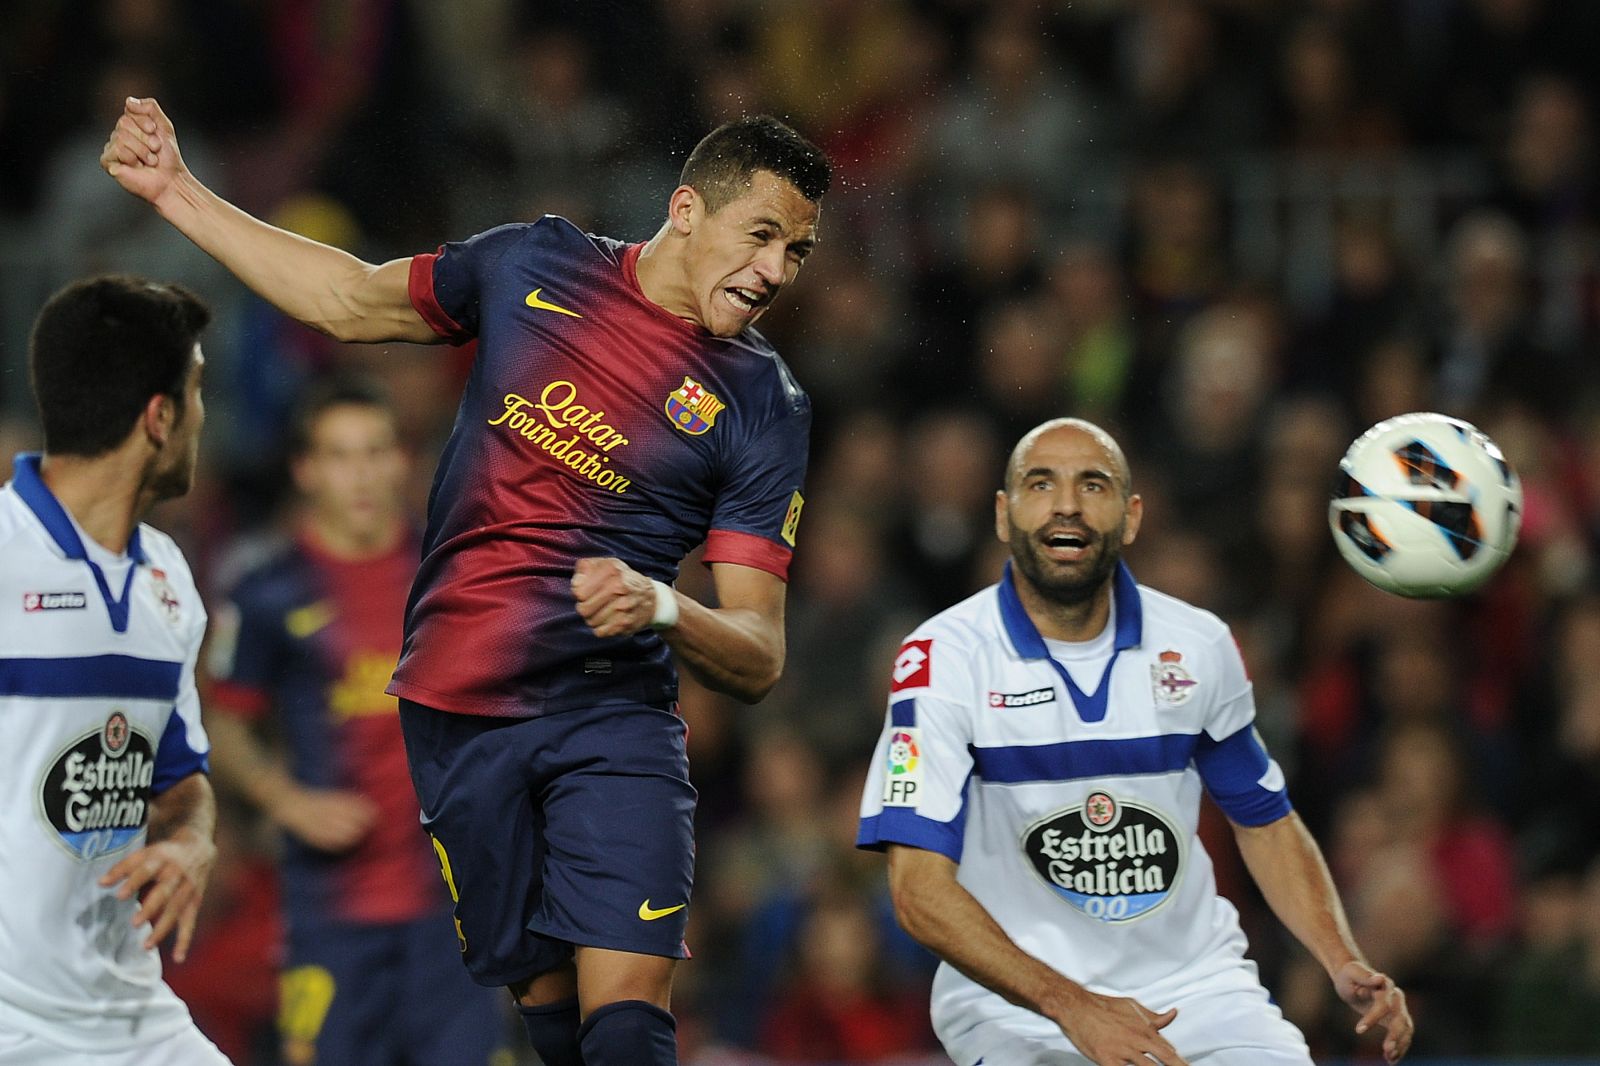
[881,728,922,808]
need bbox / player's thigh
[398,699,548,986]
[533,704,696,962]
[959,1033,1095,1066]
[0,1026,232,1066]
[397,912,512,1066]
[1192,1048,1312,1066]
[279,922,398,1066]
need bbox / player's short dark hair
[287,374,399,457]
[680,115,832,214]
[29,275,210,458]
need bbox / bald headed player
[104,99,829,1066]
[857,419,1414,1066]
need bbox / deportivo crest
[664,376,725,436]
[1151,649,1197,706]
[1022,792,1183,923]
[149,567,181,624]
[891,639,933,691]
[39,712,156,860]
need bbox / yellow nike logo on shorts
[638,899,686,921]
[525,288,583,318]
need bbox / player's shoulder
[720,329,811,419]
[136,523,198,588]
[223,535,314,609]
[903,586,1007,662]
[1135,582,1234,649]
[0,484,31,548]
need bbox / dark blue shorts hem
[528,919,690,962]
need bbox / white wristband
[649,579,679,631]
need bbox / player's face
[293,404,409,547]
[685,170,818,338]
[996,425,1142,606]
[150,346,204,502]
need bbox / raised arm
[571,558,785,703]
[1232,811,1413,1063]
[884,844,1190,1066]
[101,97,436,344]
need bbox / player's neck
[1014,575,1112,644]
[302,513,404,562]
[38,451,148,556]
[634,223,702,326]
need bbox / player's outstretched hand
[269,786,379,854]
[1051,990,1190,1066]
[98,826,217,964]
[100,97,188,206]
[1334,960,1413,1063]
[572,556,659,638]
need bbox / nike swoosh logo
[525,288,583,318]
[637,899,686,921]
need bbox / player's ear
[994,489,1011,544]
[1122,494,1144,546]
[667,185,699,236]
[141,393,174,447]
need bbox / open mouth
[1041,528,1093,560]
[724,286,771,314]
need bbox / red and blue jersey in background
[394,216,811,717]
[209,534,442,926]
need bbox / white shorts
[0,1024,231,1065]
[954,982,1311,1066]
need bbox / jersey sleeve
[153,588,210,793]
[1192,629,1292,826]
[204,588,279,722]
[702,396,811,581]
[857,634,976,862]
[408,223,530,344]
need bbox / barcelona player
[206,378,506,1066]
[103,97,829,1066]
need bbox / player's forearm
[661,594,784,703]
[891,854,1087,1024]
[1234,811,1365,977]
[147,771,217,848]
[204,711,299,818]
[153,170,432,343]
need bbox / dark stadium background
[2,1,1598,1063]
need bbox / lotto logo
[891,640,933,691]
[24,592,87,612]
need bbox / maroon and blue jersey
[393,216,811,717]
[209,533,444,926]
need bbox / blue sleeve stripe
[890,698,916,727]
[856,811,964,862]
[972,733,1198,784]
[151,711,209,794]
[0,655,182,701]
[1193,725,1293,826]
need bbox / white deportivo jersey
[859,562,1293,1061]
[0,456,210,1052]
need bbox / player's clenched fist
[100,97,187,206]
[572,557,669,638]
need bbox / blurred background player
[0,275,227,1065]
[205,375,507,1066]
[102,96,829,1066]
[858,418,1412,1066]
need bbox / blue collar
[12,453,146,632]
[997,559,1143,724]
[998,559,1143,658]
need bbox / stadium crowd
[3,0,1600,1062]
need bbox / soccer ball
[1328,412,1522,598]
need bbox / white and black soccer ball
[1328,412,1522,598]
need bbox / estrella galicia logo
[1021,792,1182,923]
[39,712,155,860]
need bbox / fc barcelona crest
[665,376,725,436]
